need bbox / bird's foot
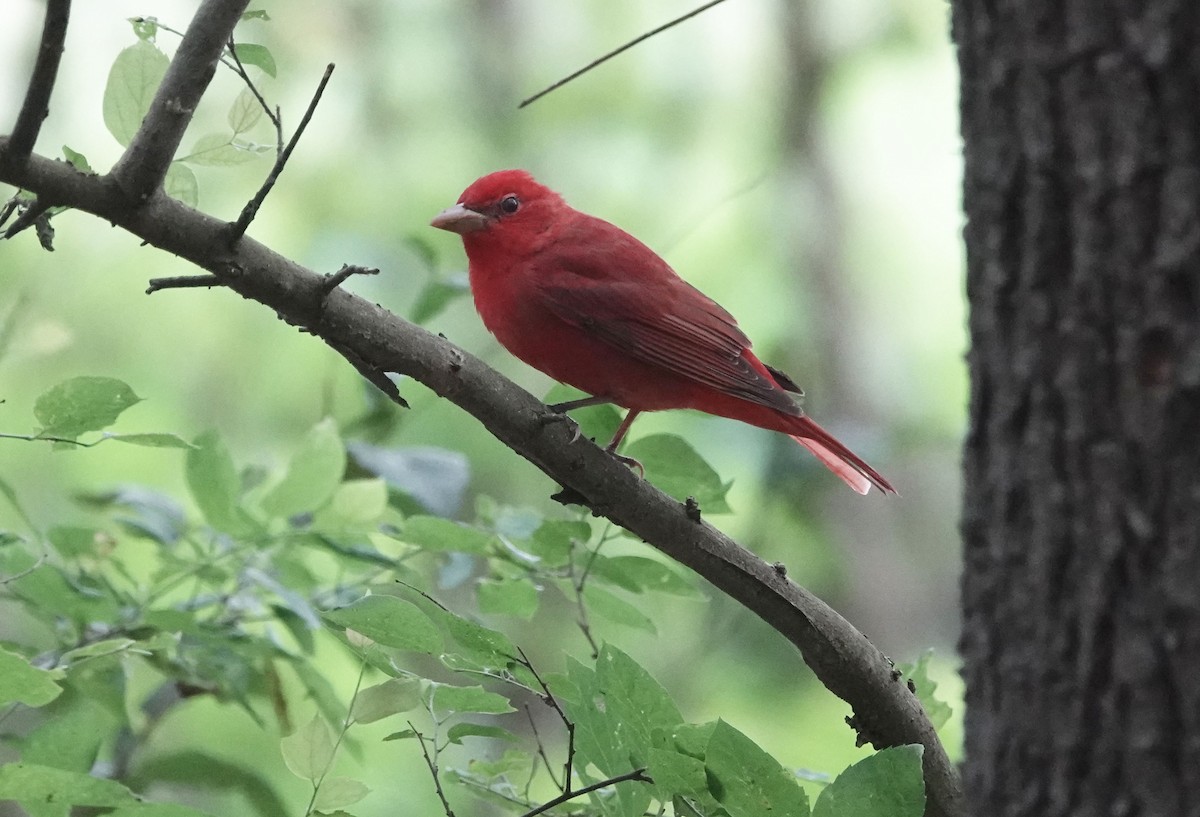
[539,409,583,444]
[607,450,644,477]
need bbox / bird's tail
[786,415,896,496]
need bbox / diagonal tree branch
[109,0,251,201]
[7,0,71,160]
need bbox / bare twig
[111,0,252,201]
[519,768,652,817]
[228,63,335,242]
[146,274,224,294]
[0,432,97,447]
[1,198,51,241]
[523,703,563,791]
[410,722,457,817]
[320,264,378,295]
[6,0,72,160]
[519,0,729,108]
[515,647,576,793]
[225,34,284,151]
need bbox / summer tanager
[431,170,895,495]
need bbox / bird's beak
[430,203,490,235]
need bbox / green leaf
[182,132,262,166]
[185,430,245,534]
[22,691,120,773]
[231,43,277,77]
[242,9,271,21]
[164,162,198,206]
[896,651,952,731]
[704,720,810,817]
[350,677,421,724]
[527,519,591,564]
[590,555,700,597]
[312,479,388,532]
[424,682,514,715]
[446,723,518,745]
[34,376,141,438]
[476,578,539,619]
[313,776,370,811]
[106,432,194,449]
[280,714,335,781]
[418,601,518,668]
[323,595,442,653]
[227,87,264,134]
[410,278,469,325]
[559,646,682,817]
[584,585,657,634]
[129,16,158,41]
[381,729,417,742]
[812,746,925,817]
[0,763,135,808]
[402,515,493,554]
[625,433,732,513]
[103,40,169,147]
[61,146,93,173]
[646,747,708,801]
[0,647,64,707]
[263,418,346,517]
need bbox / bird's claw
[608,451,644,477]
[540,410,583,444]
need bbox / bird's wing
[531,224,800,415]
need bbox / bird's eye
[499,195,520,214]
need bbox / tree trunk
[955,1,1200,815]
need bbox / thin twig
[1,198,51,242]
[519,0,729,108]
[515,647,575,793]
[146,274,224,294]
[410,722,457,817]
[519,768,652,817]
[225,34,284,151]
[7,0,72,159]
[567,542,600,658]
[523,703,562,791]
[0,432,96,447]
[228,63,335,242]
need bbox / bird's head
[430,170,566,251]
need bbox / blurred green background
[1,0,964,813]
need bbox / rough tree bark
[1,1,963,815]
[956,1,1200,814]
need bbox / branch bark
[7,0,71,159]
[0,2,963,816]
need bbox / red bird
[431,170,895,495]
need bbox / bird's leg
[541,395,615,443]
[604,410,644,476]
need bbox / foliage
[0,374,933,816]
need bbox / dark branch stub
[7,0,72,160]
[146,274,224,294]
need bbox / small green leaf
[103,40,169,146]
[425,683,514,715]
[410,277,469,325]
[0,647,64,707]
[418,602,517,668]
[323,595,442,653]
[591,555,700,597]
[625,433,732,513]
[402,516,493,554]
[812,746,925,817]
[705,720,810,817]
[262,418,346,517]
[280,714,335,781]
[0,763,135,808]
[351,677,421,724]
[476,578,539,619]
[165,162,199,206]
[446,723,518,745]
[231,43,277,77]
[34,376,141,438]
[228,87,264,134]
[242,9,271,21]
[182,132,262,166]
[129,16,158,41]
[897,651,952,731]
[185,430,244,533]
[381,729,417,742]
[313,776,370,811]
[312,479,388,533]
[61,146,93,173]
[106,432,195,449]
[584,585,657,633]
[527,519,591,564]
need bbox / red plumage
[432,169,895,495]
